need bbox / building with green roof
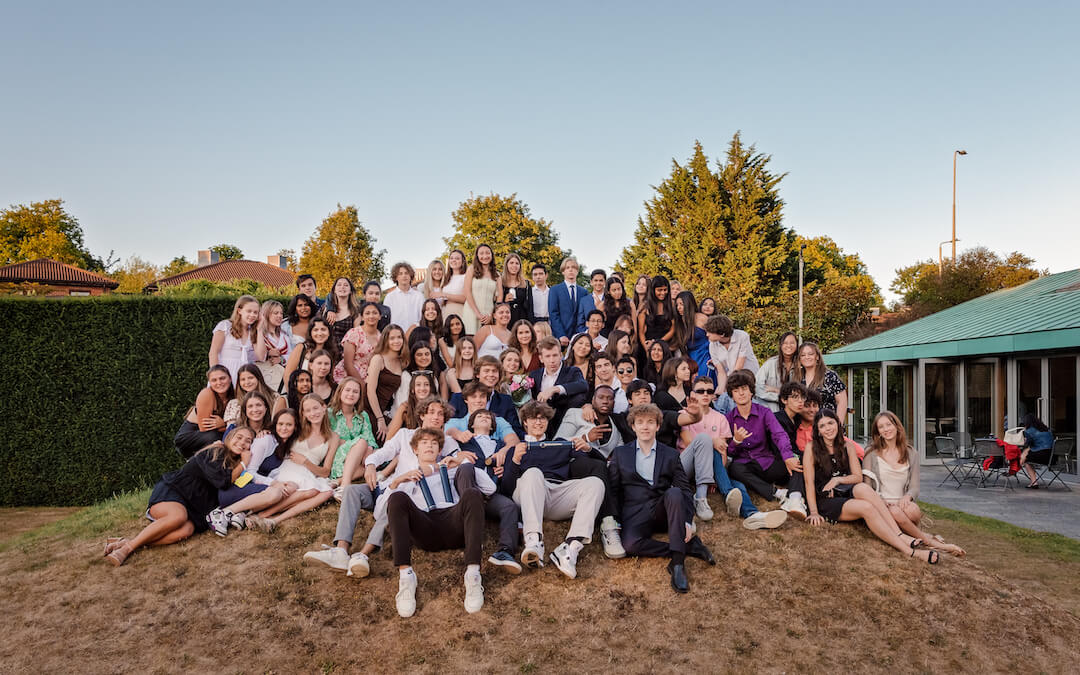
[825,268,1079,472]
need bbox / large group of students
[105,248,966,618]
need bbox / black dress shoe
[668,561,689,593]
[686,536,715,565]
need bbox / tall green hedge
[0,295,272,506]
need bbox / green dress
[329,408,379,480]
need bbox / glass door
[924,362,960,456]
[886,364,915,440]
[1016,357,1042,425]
[1049,356,1077,474]
[965,362,995,439]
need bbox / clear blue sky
[2,1,1077,301]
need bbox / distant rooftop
[0,258,119,289]
[146,259,296,292]
[827,268,1080,365]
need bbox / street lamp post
[951,149,967,261]
[798,243,806,339]
[939,239,960,275]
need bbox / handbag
[1003,426,1026,446]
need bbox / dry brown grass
[1,495,1077,675]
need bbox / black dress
[813,452,854,523]
[148,450,233,532]
[643,311,672,341]
[503,284,528,325]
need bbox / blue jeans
[713,449,756,519]
[712,393,736,415]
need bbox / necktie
[570,285,576,304]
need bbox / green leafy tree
[110,256,161,293]
[616,136,879,354]
[299,204,386,289]
[890,247,1045,314]
[443,193,573,280]
[617,135,793,307]
[162,256,197,277]
[210,244,244,261]
[0,199,103,270]
[158,278,292,299]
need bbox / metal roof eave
[825,327,1080,366]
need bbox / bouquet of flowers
[508,374,534,407]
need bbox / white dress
[213,319,255,384]
[274,437,333,492]
[477,331,509,359]
[442,274,467,323]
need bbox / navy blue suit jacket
[529,365,588,430]
[574,293,599,335]
[607,441,692,534]
[548,282,587,340]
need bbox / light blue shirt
[445,415,514,441]
[635,440,657,485]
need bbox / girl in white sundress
[245,394,338,532]
[210,295,260,384]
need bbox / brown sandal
[930,534,966,557]
[107,543,133,567]
[104,537,127,557]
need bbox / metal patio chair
[934,436,969,488]
[1029,438,1074,491]
[972,438,1019,489]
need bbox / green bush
[0,295,285,506]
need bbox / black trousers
[621,487,688,558]
[387,488,485,567]
[728,458,789,500]
[570,452,617,521]
[454,464,520,553]
[174,421,222,459]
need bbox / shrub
[0,294,284,506]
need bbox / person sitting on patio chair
[862,412,964,557]
[1019,413,1054,489]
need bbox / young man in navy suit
[529,336,589,431]
[547,256,586,346]
[608,403,715,593]
[574,268,607,334]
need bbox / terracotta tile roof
[0,258,119,288]
[149,259,296,290]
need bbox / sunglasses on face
[616,368,634,374]
[693,388,714,395]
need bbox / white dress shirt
[383,286,426,329]
[531,285,550,318]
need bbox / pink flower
[510,382,520,392]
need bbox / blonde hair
[559,256,579,273]
[230,295,259,339]
[297,394,333,442]
[423,259,446,297]
[869,410,911,465]
[258,300,284,339]
[452,336,477,374]
[796,342,826,390]
[532,321,552,342]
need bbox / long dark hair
[564,333,595,385]
[285,293,316,325]
[641,339,673,385]
[204,365,235,416]
[418,299,444,339]
[604,329,632,364]
[1021,413,1050,433]
[235,364,276,402]
[270,408,300,461]
[443,314,465,344]
[672,290,699,352]
[776,331,798,383]
[237,391,273,434]
[303,316,340,364]
[471,243,498,280]
[811,408,849,478]
[603,277,631,325]
[644,275,673,319]
[286,369,313,411]
[410,340,441,382]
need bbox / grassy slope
[1,493,1078,674]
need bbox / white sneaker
[206,508,229,537]
[227,511,246,530]
[303,545,349,571]
[549,542,578,579]
[743,510,788,530]
[396,572,417,618]
[520,537,545,569]
[774,488,788,502]
[724,490,743,517]
[464,570,484,614]
[781,495,807,521]
[694,496,714,521]
[347,552,370,578]
[332,486,344,503]
[600,516,626,559]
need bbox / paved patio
[918,464,1080,540]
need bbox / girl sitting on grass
[804,409,939,564]
[174,365,233,459]
[328,376,378,484]
[862,411,964,557]
[246,395,337,532]
[105,426,255,566]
